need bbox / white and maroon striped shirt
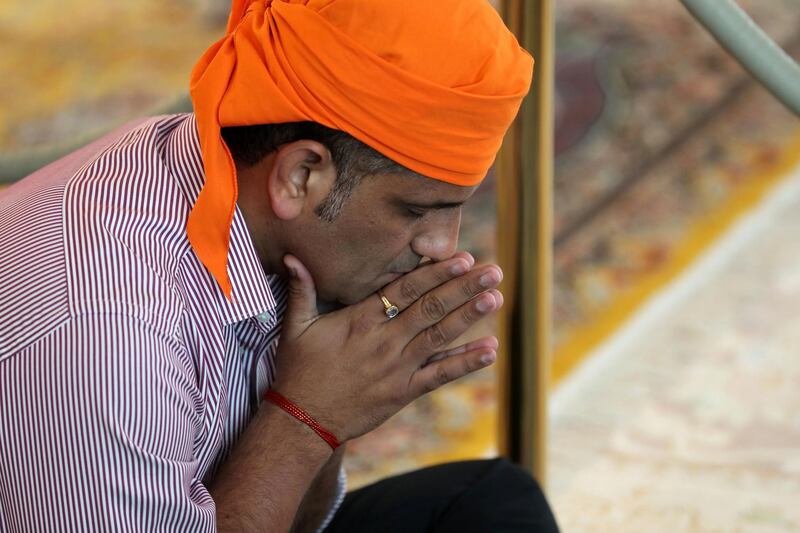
[0,114,344,532]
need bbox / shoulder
[0,115,199,354]
[0,180,71,354]
[64,116,196,328]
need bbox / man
[0,0,558,531]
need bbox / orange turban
[189,0,534,297]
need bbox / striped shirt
[0,114,344,532]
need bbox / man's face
[286,172,477,306]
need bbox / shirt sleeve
[316,466,348,532]
[0,314,215,532]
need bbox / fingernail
[450,260,468,275]
[480,352,496,365]
[475,295,493,313]
[479,270,500,288]
[287,266,298,279]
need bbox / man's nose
[410,210,462,262]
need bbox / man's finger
[405,289,503,360]
[282,254,319,327]
[451,251,475,268]
[375,254,474,315]
[422,336,498,367]
[391,265,502,341]
[416,251,474,269]
[409,346,497,396]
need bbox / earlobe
[268,140,335,221]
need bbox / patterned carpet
[0,1,220,150]
[550,0,800,366]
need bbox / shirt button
[256,310,273,323]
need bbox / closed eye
[394,199,466,220]
[404,207,426,219]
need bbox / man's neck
[236,157,287,278]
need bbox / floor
[549,162,800,532]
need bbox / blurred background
[2,0,799,530]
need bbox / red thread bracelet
[263,390,341,450]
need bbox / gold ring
[379,293,399,319]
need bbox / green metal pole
[680,0,800,116]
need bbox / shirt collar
[218,207,278,327]
[164,113,278,327]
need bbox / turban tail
[188,0,534,297]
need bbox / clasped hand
[271,251,503,442]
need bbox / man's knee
[440,458,559,532]
[328,459,559,532]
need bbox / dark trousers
[326,459,559,532]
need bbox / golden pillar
[496,0,555,485]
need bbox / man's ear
[268,140,336,220]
